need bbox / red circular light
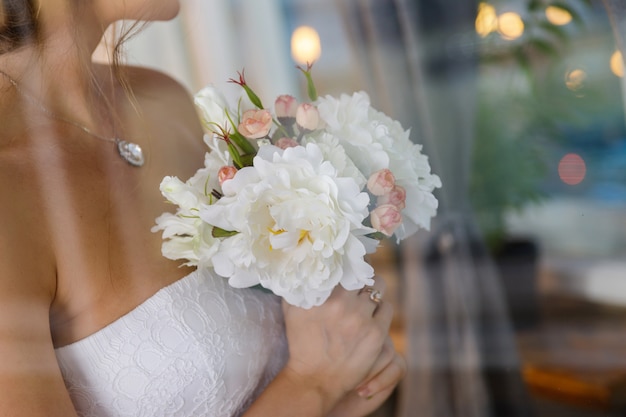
[558,153,586,185]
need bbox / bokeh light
[498,12,525,41]
[476,3,498,38]
[565,68,587,92]
[291,26,322,65]
[545,6,573,26]
[610,50,624,78]
[558,153,586,185]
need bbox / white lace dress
[54,268,288,417]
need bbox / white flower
[200,143,377,308]
[317,91,441,241]
[301,131,366,189]
[152,136,233,267]
[154,213,219,268]
[195,85,234,133]
[316,91,389,176]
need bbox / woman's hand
[327,337,407,417]
[280,277,394,412]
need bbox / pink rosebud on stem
[295,103,320,131]
[276,137,299,149]
[218,166,238,186]
[238,109,273,139]
[378,185,406,210]
[275,95,298,119]
[370,204,403,237]
[367,169,396,196]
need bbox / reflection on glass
[498,12,524,40]
[610,50,624,78]
[545,6,573,26]
[475,2,498,38]
[558,153,587,185]
[564,68,587,91]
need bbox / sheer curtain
[124,0,296,100]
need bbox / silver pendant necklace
[0,69,144,167]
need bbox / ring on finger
[361,287,383,304]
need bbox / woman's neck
[0,4,114,129]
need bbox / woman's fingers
[356,346,406,399]
[356,337,395,390]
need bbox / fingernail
[357,388,370,398]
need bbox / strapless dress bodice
[54,268,288,417]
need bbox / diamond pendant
[116,139,145,167]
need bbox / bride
[0,0,405,416]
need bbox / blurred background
[115,1,626,416]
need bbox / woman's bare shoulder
[107,65,206,175]
[117,64,204,141]
[119,65,196,112]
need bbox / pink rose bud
[295,103,320,131]
[370,204,403,237]
[367,169,396,196]
[276,137,299,149]
[238,109,273,139]
[218,166,238,185]
[378,185,406,210]
[274,95,298,119]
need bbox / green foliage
[471,0,594,250]
[470,96,547,250]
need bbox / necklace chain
[0,69,145,167]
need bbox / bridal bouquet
[153,66,441,308]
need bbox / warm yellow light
[291,26,322,65]
[498,12,524,40]
[610,50,624,78]
[565,68,587,91]
[545,6,572,26]
[475,3,498,38]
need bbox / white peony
[301,131,367,189]
[316,91,390,176]
[316,91,441,240]
[199,143,377,308]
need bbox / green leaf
[528,0,543,12]
[298,66,318,101]
[529,38,558,56]
[250,284,273,294]
[240,153,256,167]
[230,131,257,155]
[212,227,239,238]
[242,85,264,109]
[538,21,568,41]
[227,142,243,168]
[366,231,387,241]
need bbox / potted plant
[470,0,594,328]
